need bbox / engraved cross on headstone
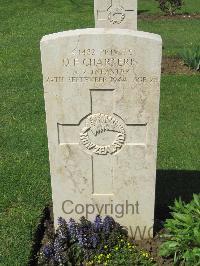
[94,0,137,30]
[58,89,146,196]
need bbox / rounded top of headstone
[40,28,162,45]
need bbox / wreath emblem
[80,113,126,155]
[108,6,126,24]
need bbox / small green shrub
[179,46,200,71]
[87,240,155,266]
[159,194,200,265]
[156,0,184,15]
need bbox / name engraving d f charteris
[80,113,126,155]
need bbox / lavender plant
[39,215,127,265]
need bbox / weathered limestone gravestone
[40,2,162,239]
[94,0,137,30]
[41,30,162,238]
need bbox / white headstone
[41,28,162,239]
[94,0,137,30]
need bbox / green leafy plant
[179,46,200,71]
[156,0,184,15]
[159,194,200,265]
[87,239,155,266]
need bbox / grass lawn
[0,0,200,265]
[139,19,200,56]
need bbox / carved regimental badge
[108,6,126,24]
[80,113,126,155]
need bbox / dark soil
[161,56,197,75]
[138,13,200,20]
[135,235,173,265]
[29,206,173,266]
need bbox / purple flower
[90,234,99,248]
[94,215,103,231]
[68,218,77,239]
[43,245,54,258]
[76,227,88,247]
[56,218,68,240]
[57,217,66,226]
[53,238,63,262]
[103,216,115,233]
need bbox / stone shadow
[138,10,149,15]
[154,169,200,230]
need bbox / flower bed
[38,215,156,265]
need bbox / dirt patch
[135,235,173,266]
[138,13,200,20]
[30,206,173,265]
[162,56,197,75]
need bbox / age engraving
[80,113,126,155]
